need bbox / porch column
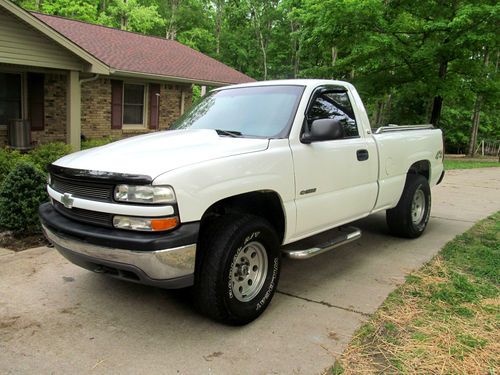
[66,70,81,151]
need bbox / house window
[0,73,22,126]
[123,83,147,126]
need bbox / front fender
[153,139,296,232]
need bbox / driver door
[290,86,378,238]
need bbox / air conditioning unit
[8,119,32,150]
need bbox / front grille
[51,175,114,202]
[54,201,113,228]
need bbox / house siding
[0,74,193,147]
[0,127,5,146]
[0,72,67,147]
[81,78,193,139]
[160,83,193,131]
[31,73,67,144]
[0,8,84,71]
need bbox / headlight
[114,185,176,204]
[113,215,178,232]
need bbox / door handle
[357,149,369,161]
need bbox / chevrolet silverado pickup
[40,79,445,325]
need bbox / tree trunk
[215,0,224,55]
[468,49,490,157]
[384,94,392,124]
[331,47,337,66]
[374,100,384,126]
[468,97,482,156]
[250,6,268,80]
[166,0,179,40]
[259,29,268,80]
[429,97,443,126]
[429,61,448,126]
[291,20,299,78]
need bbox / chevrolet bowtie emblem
[61,193,74,209]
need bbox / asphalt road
[1,168,499,375]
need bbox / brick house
[0,0,254,150]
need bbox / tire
[386,174,431,238]
[193,214,281,325]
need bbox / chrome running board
[281,226,361,259]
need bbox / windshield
[171,85,305,138]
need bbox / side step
[281,226,361,259]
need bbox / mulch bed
[0,231,49,251]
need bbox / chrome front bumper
[42,224,196,282]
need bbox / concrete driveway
[1,168,499,374]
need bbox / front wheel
[193,214,281,325]
[386,174,431,238]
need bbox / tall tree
[100,0,165,33]
[246,0,280,80]
[164,0,180,39]
[213,0,226,55]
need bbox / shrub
[0,162,48,232]
[0,148,27,184]
[81,136,116,150]
[29,142,72,173]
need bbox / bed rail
[374,124,435,134]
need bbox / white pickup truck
[40,79,444,324]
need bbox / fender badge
[435,150,443,160]
[61,193,74,209]
[300,188,317,195]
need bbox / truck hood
[54,129,270,178]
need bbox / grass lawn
[444,158,499,170]
[328,212,500,374]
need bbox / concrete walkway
[1,168,499,374]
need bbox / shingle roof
[32,12,254,85]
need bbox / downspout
[155,92,160,131]
[79,74,99,85]
[78,74,99,142]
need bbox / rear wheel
[194,214,281,325]
[386,174,431,238]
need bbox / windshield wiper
[215,129,243,137]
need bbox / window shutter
[111,80,123,129]
[149,83,160,130]
[28,73,44,131]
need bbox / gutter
[109,69,250,87]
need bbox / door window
[307,89,359,138]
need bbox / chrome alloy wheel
[230,241,268,302]
[411,188,426,224]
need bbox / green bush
[81,136,116,150]
[0,148,27,183]
[0,162,48,232]
[29,142,72,173]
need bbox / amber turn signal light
[151,217,178,231]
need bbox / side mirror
[301,118,344,144]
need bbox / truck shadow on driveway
[77,212,399,320]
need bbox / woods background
[12,0,499,155]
